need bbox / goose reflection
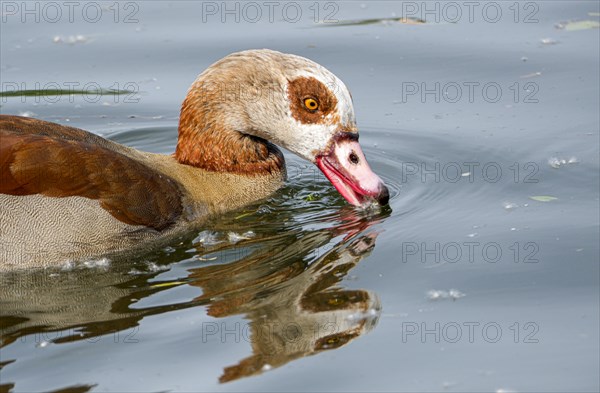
[188,226,382,383]
[0,206,388,385]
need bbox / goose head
[177,49,389,207]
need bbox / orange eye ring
[303,97,319,111]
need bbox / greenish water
[1,1,599,392]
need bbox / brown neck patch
[175,86,284,176]
[287,76,338,125]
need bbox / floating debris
[540,38,559,45]
[228,231,255,243]
[52,34,89,45]
[529,195,558,202]
[520,71,542,79]
[150,281,186,289]
[146,262,169,272]
[304,193,319,201]
[427,289,465,301]
[193,230,222,246]
[128,261,168,274]
[503,202,519,211]
[319,16,425,27]
[234,211,254,220]
[448,289,465,299]
[555,20,600,31]
[548,156,579,168]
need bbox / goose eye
[303,97,319,111]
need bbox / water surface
[1,1,599,392]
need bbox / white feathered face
[280,67,388,207]
[222,50,389,206]
[280,70,357,161]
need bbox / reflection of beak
[316,133,389,206]
[348,232,379,255]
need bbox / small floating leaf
[529,196,558,202]
[556,20,600,31]
[319,16,425,27]
[150,281,186,289]
[304,193,321,201]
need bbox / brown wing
[0,115,183,230]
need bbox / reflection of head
[189,233,382,383]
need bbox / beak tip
[377,184,390,206]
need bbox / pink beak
[316,134,389,207]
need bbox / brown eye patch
[287,76,338,124]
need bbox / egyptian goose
[0,49,389,270]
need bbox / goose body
[0,49,388,270]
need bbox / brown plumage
[0,49,389,270]
[1,117,183,230]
